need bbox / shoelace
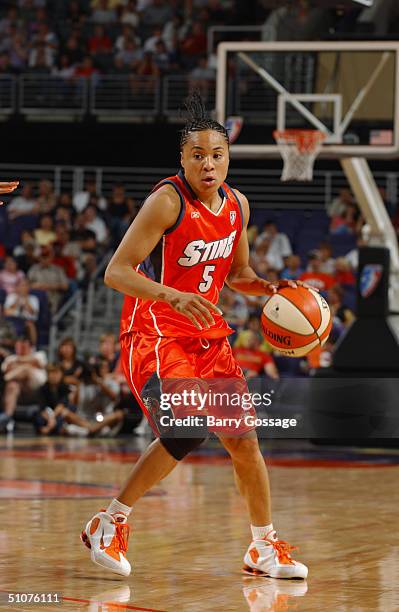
[263,532,297,565]
[113,522,130,553]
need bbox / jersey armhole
[226,185,244,230]
[153,180,186,235]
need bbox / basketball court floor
[1,435,399,611]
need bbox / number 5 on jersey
[199,265,216,293]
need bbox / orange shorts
[119,332,256,437]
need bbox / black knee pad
[160,436,207,461]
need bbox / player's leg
[219,431,307,579]
[81,334,205,576]
[203,337,307,579]
[220,430,271,525]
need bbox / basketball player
[81,94,309,580]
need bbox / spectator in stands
[57,336,84,404]
[62,34,85,67]
[88,24,113,56]
[255,220,292,269]
[0,314,17,359]
[120,0,140,29]
[82,204,108,246]
[73,177,107,213]
[28,41,53,70]
[0,7,20,37]
[0,335,47,432]
[107,184,136,245]
[0,256,25,294]
[34,363,123,436]
[14,234,38,273]
[66,0,88,28]
[28,245,69,313]
[54,224,80,261]
[37,179,56,214]
[247,225,258,247]
[144,26,164,54]
[330,201,363,235]
[115,24,140,52]
[34,213,56,247]
[318,241,335,275]
[328,284,355,329]
[134,51,160,90]
[218,287,249,331]
[299,250,335,292]
[4,278,39,346]
[74,56,99,81]
[180,23,207,68]
[91,0,118,25]
[52,241,77,281]
[153,39,173,73]
[281,254,304,280]
[141,0,173,30]
[189,56,216,100]
[6,31,28,72]
[77,251,97,289]
[0,53,13,75]
[250,235,283,275]
[91,332,120,373]
[79,358,120,415]
[334,257,356,286]
[233,330,279,379]
[7,182,39,220]
[162,13,188,52]
[326,188,353,218]
[117,38,143,68]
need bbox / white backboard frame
[216,41,399,159]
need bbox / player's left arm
[0,181,19,205]
[225,190,306,296]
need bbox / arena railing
[48,290,83,362]
[0,163,397,211]
[163,75,216,118]
[19,74,88,116]
[90,75,160,117]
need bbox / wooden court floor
[0,437,399,612]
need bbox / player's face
[180,130,229,197]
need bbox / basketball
[261,287,332,357]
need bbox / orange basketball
[261,286,332,357]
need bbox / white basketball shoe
[81,510,131,577]
[243,529,308,579]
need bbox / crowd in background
[0,171,386,436]
[0,0,398,88]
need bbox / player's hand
[0,181,19,204]
[267,279,319,293]
[166,290,222,330]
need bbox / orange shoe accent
[90,518,100,535]
[104,521,130,561]
[249,548,260,564]
[264,531,297,565]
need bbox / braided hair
[180,91,229,149]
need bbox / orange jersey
[120,170,244,339]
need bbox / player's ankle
[107,498,132,517]
[251,523,275,541]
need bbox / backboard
[216,41,399,159]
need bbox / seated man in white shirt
[255,220,292,270]
[3,278,40,346]
[7,182,39,220]
[0,335,47,432]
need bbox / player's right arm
[104,185,221,330]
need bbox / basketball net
[273,129,326,182]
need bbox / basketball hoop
[273,129,326,182]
